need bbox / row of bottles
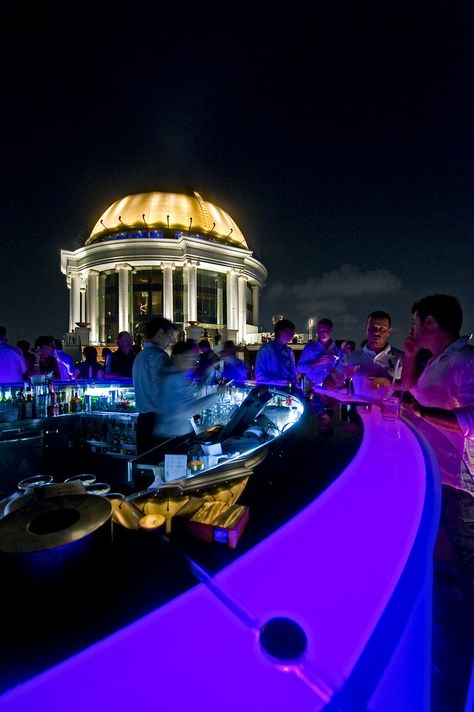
[14,382,84,420]
[3,381,136,421]
[1,381,136,421]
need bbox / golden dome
[86,191,248,249]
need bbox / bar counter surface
[0,386,441,711]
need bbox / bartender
[132,316,176,454]
[154,341,218,438]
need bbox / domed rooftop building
[61,190,267,346]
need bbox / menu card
[164,454,188,482]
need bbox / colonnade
[67,262,260,345]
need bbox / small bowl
[138,513,166,535]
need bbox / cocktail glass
[342,364,360,395]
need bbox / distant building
[61,190,267,346]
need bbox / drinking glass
[376,382,392,402]
[381,396,401,421]
[342,364,360,395]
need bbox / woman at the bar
[76,346,105,380]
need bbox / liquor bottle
[16,388,26,419]
[52,388,60,417]
[70,389,82,412]
[286,382,293,407]
[47,381,55,417]
[24,386,36,419]
[60,388,69,414]
[36,385,47,418]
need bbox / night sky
[3,2,474,349]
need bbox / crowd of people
[1,292,473,498]
[251,297,474,499]
[0,331,141,384]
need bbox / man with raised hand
[402,293,474,496]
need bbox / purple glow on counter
[0,408,439,712]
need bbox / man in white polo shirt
[324,310,402,397]
[402,293,474,496]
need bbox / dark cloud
[263,264,403,337]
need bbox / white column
[182,267,189,325]
[226,269,239,331]
[251,284,260,328]
[216,275,224,326]
[186,261,198,323]
[86,270,99,343]
[116,264,132,333]
[238,273,247,344]
[161,263,175,321]
[99,273,106,344]
[69,273,81,330]
[67,275,73,332]
[80,285,86,324]
[129,269,136,332]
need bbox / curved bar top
[0,407,441,711]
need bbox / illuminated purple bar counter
[0,398,441,711]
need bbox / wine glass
[341,364,360,395]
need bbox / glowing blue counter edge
[326,414,441,710]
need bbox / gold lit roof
[86,191,248,249]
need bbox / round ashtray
[259,617,308,662]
